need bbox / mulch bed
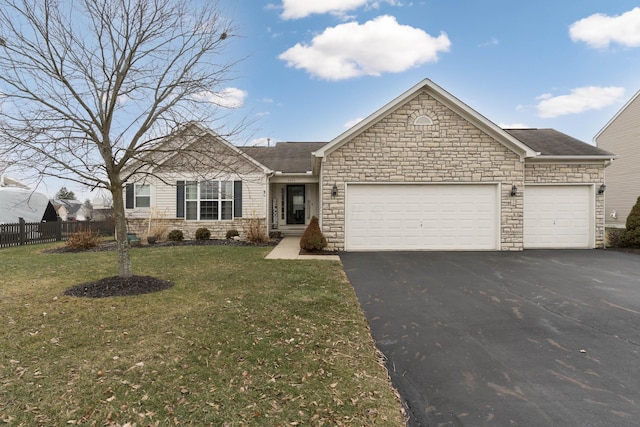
[51,238,279,298]
[63,275,174,298]
[299,248,339,256]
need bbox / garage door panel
[524,185,592,249]
[346,184,498,251]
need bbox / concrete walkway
[265,236,341,261]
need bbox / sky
[14,0,640,199]
[220,0,640,146]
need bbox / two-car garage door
[346,184,498,251]
[344,183,594,251]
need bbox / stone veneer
[126,217,266,241]
[321,89,526,251]
[525,162,606,248]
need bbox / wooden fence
[0,218,114,249]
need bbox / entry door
[287,185,305,225]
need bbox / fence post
[19,217,25,246]
[56,218,63,241]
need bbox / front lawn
[0,243,405,426]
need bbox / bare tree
[0,0,239,277]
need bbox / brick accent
[126,217,266,241]
[321,89,525,251]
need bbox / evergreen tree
[622,196,640,248]
[55,186,76,200]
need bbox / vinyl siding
[596,93,640,227]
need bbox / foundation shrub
[621,196,640,248]
[195,227,211,240]
[226,229,240,240]
[300,216,327,252]
[167,229,184,242]
[246,218,268,244]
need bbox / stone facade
[321,89,526,251]
[126,217,266,241]
[525,162,606,248]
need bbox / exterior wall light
[510,185,517,197]
[598,184,606,195]
[331,183,338,198]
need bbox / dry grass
[0,243,405,426]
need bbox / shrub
[606,228,626,248]
[226,229,240,240]
[148,224,168,242]
[66,229,101,250]
[246,218,269,244]
[621,196,640,248]
[300,216,327,252]
[167,229,184,242]
[195,227,211,240]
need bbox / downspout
[266,172,274,237]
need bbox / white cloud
[535,86,625,118]
[569,7,640,48]
[282,0,366,19]
[344,117,365,128]
[278,15,451,80]
[192,87,248,109]
[479,37,499,48]
[281,0,400,20]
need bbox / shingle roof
[240,142,327,173]
[504,128,614,157]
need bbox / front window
[185,180,233,220]
[135,184,150,208]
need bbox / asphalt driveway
[340,250,640,427]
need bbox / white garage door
[524,185,593,249]
[346,184,499,251]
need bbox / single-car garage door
[346,184,499,251]
[524,185,593,249]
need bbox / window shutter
[234,181,242,218]
[176,181,185,218]
[125,184,134,209]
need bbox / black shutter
[125,184,134,209]
[234,181,242,218]
[176,181,185,218]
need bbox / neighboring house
[0,176,57,223]
[124,79,614,250]
[89,197,114,222]
[594,89,640,228]
[51,199,92,221]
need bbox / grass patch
[0,243,405,426]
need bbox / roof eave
[594,88,640,143]
[526,155,617,162]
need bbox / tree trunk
[111,184,133,278]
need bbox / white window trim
[134,183,151,208]
[184,180,234,221]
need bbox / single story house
[125,79,614,250]
[594,88,640,228]
[51,199,92,221]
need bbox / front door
[287,185,305,225]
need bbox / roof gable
[594,89,640,143]
[313,78,538,160]
[123,122,271,180]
